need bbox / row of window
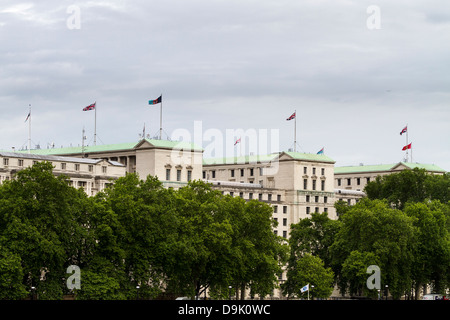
[166,168,192,182]
[204,166,327,179]
[305,195,328,204]
[2,158,108,174]
[224,191,283,202]
[303,178,326,191]
[336,177,371,186]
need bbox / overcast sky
[1,0,449,171]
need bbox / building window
[283,206,287,214]
[88,165,93,172]
[306,207,310,215]
[3,158,9,166]
[166,169,171,181]
[61,163,66,170]
[177,169,181,181]
[277,194,281,202]
[187,170,192,182]
[259,193,263,201]
[312,168,316,175]
[337,178,341,186]
[312,180,316,190]
[321,168,325,175]
[321,180,325,191]
[78,181,87,187]
[250,168,254,176]
[315,207,319,213]
[268,194,272,201]
[230,192,234,197]
[18,159,24,167]
[212,170,216,178]
[273,205,278,213]
[75,164,80,171]
[303,167,307,174]
[240,169,244,177]
[282,231,287,238]
[347,178,351,186]
[202,171,206,179]
[357,178,361,185]
[249,192,253,200]
[102,166,107,174]
[306,195,310,202]
[324,208,328,213]
[283,218,287,226]
[230,169,235,177]
[324,196,328,204]
[315,196,319,203]
[303,179,308,190]
[366,177,371,183]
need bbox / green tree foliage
[0,164,285,299]
[330,199,416,299]
[0,162,91,299]
[282,253,334,299]
[365,168,449,209]
[404,201,450,296]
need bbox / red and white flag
[83,102,96,111]
[402,143,412,151]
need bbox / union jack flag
[286,112,296,121]
[83,102,96,111]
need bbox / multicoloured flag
[25,111,30,122]
[402,143,412,151]
[234,137,241,146]
[286,112,296,121]
[317,147,324,155]
[83,102,96,111]
[301,284,309,293]
[400,126,407,135]
[149,95,162,105]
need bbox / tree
[282,253,334,299]
[341,251,379,298]
[330,198,416,299]
[404,201,450,298]
[364,168,447,209]
[288,212,341,269]
[0,162,91,299]
[0,247,28,299]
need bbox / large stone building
[18,138,203,189]
[0,151,126,196]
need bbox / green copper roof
[14,139,203,156]
[335,162,446,174]
[203,151,335,165]
[283,152,335,163]
[203,154,279,165]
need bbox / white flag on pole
[301,284,309,293]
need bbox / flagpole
[307,284,309,300]
[28,104,31,154]
[294,109,297,152]
[405,123,408,162]
[159,94,162,140]
[94,101,97,146]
